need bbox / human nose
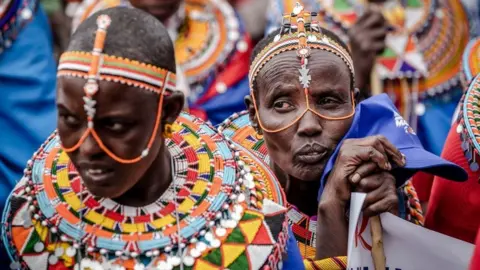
[78,134,104,158]
[296,110,323,137]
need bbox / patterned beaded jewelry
[57,14,177,164]
[456,75,480,175]
[462,38,480,83]
[2,113,290,269]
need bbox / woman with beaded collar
[71,0,253,126]
[408,37,480,244]
[219,3,467,269]
[1,7,303,270]
[265,0,471,157]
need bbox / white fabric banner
[347,193,475,270]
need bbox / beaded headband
[249,2,354,89]
[249,2,355,134]
[57,14,177,164]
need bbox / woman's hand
[352,162,399,217]
[321,135,405,206]
[348,8,389,96]
[315,135,404,260]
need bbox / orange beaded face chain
[249,2,356,133]
[57,14,177,164]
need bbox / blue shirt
[0,6,56,213]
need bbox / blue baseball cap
[319,94,467,198]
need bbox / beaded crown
[248,2,355,134]
[57,14,177,164]
[249,2,354,90]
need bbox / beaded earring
[163,123,173,138]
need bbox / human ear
[162,91,185,126]
[244,94,263,135]
[353,88,360,105]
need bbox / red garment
[424,125,480,243]
[471,230,480,270]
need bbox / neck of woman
[271,162,320,217]
[113,145,173,207]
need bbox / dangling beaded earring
[163,123,173,138]
[253,125,264,140]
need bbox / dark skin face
[57,76,184,206]
[246,50,356,184]
[129,0,183,23]
[246,47,403,260]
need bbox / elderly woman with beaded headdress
[219,3,468,269]
[70,0,252,126]
[265,0,471,157]
[1,7,304,269]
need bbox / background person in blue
[0,1,57,212]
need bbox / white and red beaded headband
[249,2,354,89]
[57,14,177,164]
[248,3,356,134]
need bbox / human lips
[77,162,115,185]
[294,143,329,165]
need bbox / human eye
[317,96,341,106]
[273,100,294,112]
[106,122,125,132]
[101,118,134,134]
[59,113,81,129]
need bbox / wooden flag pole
[370,216,386,270]
[370,64,383,96]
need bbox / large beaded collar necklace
[2,113,289,269]
[456,74,480,175]
[2,13,289,270]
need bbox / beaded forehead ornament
[249,2,355,133]
[57,14,177,164]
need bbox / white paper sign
[347,193,475,270]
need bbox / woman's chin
[290,163,326,182]
[83,183,124,199]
